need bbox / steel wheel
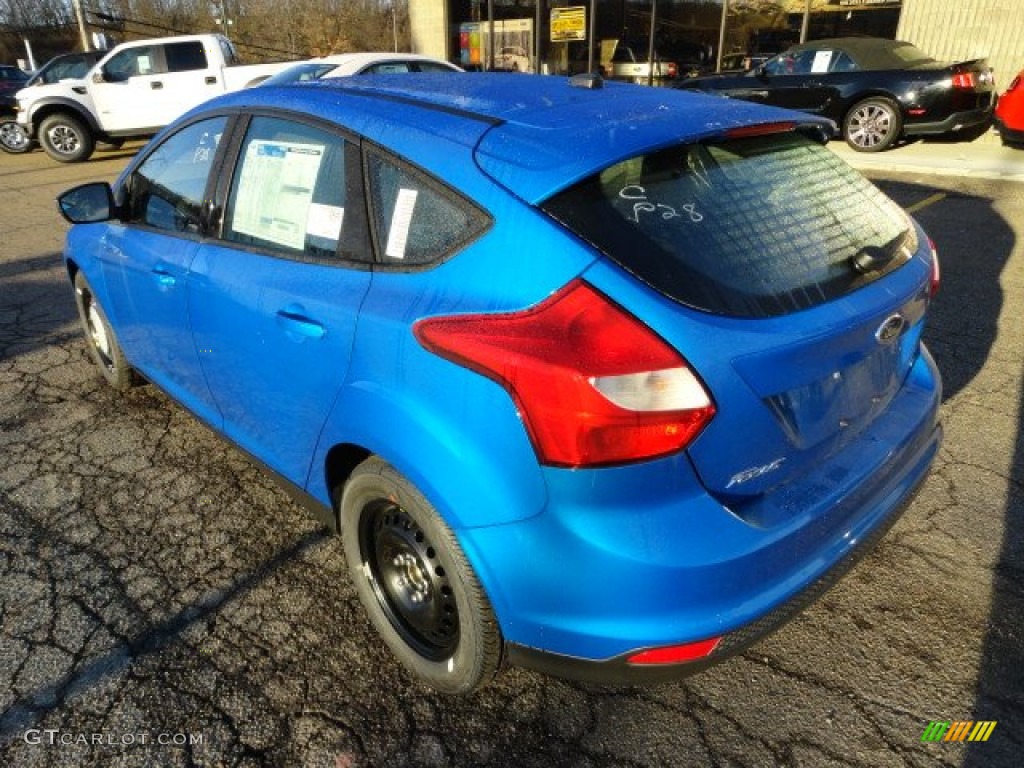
[844,97,903,152]
[359,500,460,661]
[340,457,503,694]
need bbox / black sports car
[675,37,996,152]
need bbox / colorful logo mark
[921,720,997,742]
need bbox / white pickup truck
[15,34,296,162]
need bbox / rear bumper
[461,346,942,683]
[506,425,937,683]
[904,105,993,136]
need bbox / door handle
[151,267,176,286]
[205,76,217,85]
[150,81,163,90]
[276,308,326,340]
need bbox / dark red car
[994,68,1024,146]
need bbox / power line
[83,7,299,60]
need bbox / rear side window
[165,42,208,73]
[542,132,914,318]
[366,151,489,266]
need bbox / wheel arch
[311,385,548,532]
[28,98,102,135]
[840,89,906,125]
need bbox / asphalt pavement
[1,137,1022,767]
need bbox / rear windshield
[541,132,915,318]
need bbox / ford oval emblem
[876,313,906,344]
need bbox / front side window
[128,117,226,233]
[366,151,490,266]
[223,117,353,261]
[104,46,161,81]
[542,132,914,318]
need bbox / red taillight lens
[928,237,940,298]
[951,72,976,90]
[414,280,715,468]
[667,62,678,78]
[627,637,722,665]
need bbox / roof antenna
[569,72,603,89]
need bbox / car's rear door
[188,114,373,487]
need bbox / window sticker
[137,55,153,75]
[232,140,325,250]
[385,188,419,259]
[306,202,344,242]
[811,50,833,74]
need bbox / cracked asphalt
[1,146,1021,768]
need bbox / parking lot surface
[1,145,1021,767]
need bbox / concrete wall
[898,0,1024,86]
[409,0,449,60]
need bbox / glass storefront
[443,1,902,75]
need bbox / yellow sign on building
[551,7,586,43]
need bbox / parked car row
[7,34,1022,161]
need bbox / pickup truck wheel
[0,118,33,154]
[843,97,902,152]
[339,457,503,694]
[39,114,95,163]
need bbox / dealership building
[409,0,1022,90]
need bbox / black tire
[72,271,136,390]
[843,97,903,152]
[39,113,95,163]
[0,118,33,154]
[339,457,503,694]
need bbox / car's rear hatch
[539,129,935,501]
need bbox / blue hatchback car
[58,73,942,694]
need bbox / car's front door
[756,48,847,113]
[189,115,373,487]
[97,115,228,427]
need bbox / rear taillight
[951,72,977,90]
[414,280,715,468]
[667,62,678,78]
[928,237,940,298]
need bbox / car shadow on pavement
[0,500,329,741]
[0,253,79,362]
[873,178,1022,762]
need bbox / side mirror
[57,182,116,224]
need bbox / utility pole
[72,0,91,51]
[716,0,728,73]
[800,0,812,44]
